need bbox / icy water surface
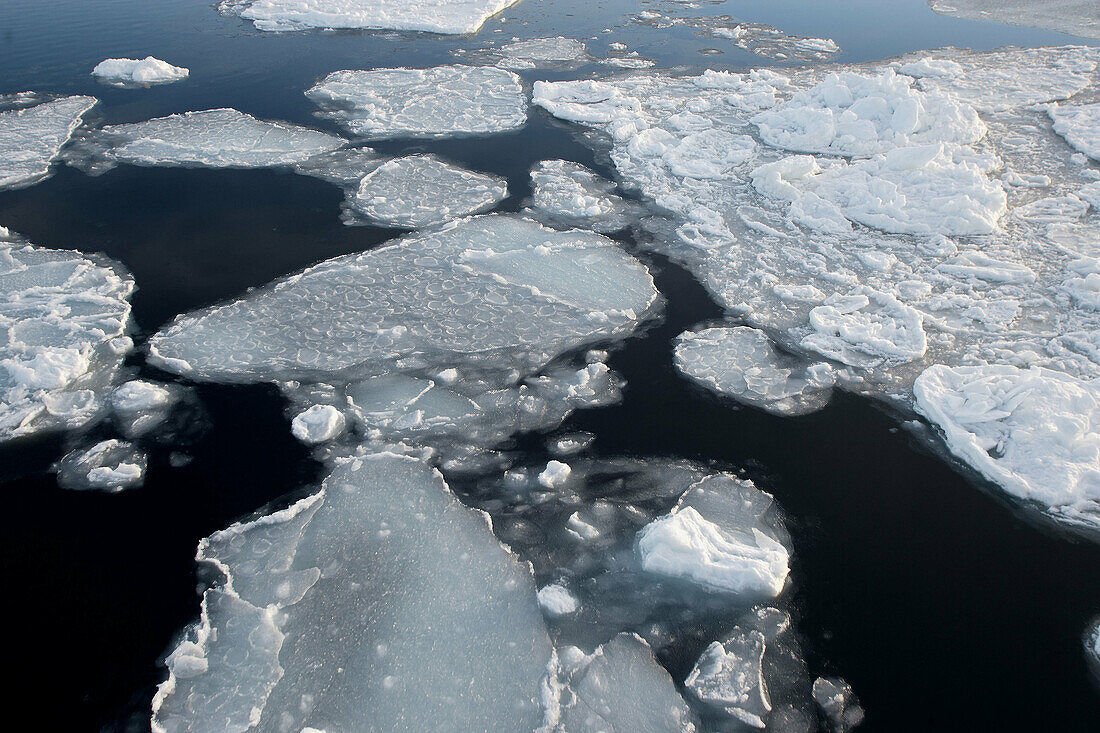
[1,0,1099,731]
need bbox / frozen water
[675,326,835,416]
[914,364,1100,531]
[291,404,345,443]
[538,583,579,617]
[1087,618,1100,686]
[529,160,636,233]
[111,380,180,438]
[538,459,572,488]
[636,474,790,597]
[0,229,134,442]
[928,0,1100,40]
[350,155,507,227]
[220,0,522,34]
[459,36,588,69]
[152,453,554,733]
[0,95,97,190]
[306,65,527,138]
[1049,102,1100,161]
[57,438,147,491]
[812,677,865,732]
[707,22,839,63]
[96,108,345,168]
[91,57,189,87]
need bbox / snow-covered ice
[460,36,588,69]
[0,229,134,442]
[538,459,571,488]
[529,160,636,233]
[350,155,507,227]
[111,380,180,437]
[57,438,147,491]
[1049,103,1100,161]
[152,453,554,732]
[537,583,579,617]
[675,326,835,415]
[307,65,527,138]
[220,0,522,34]
[928,0,1100,40]
[91,57,189,87]
[290,404,345,443]
[0,95,97,190]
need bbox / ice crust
[1049,103,1100,161]
[529,160,636,233]
[92,57,189,87]
[306,66,527,138]
[0,95,97,190]
[0,230,134,442]
[152,453,554,732]
[675,326,835,415]
[928,0,1100,40]
[57,438,147,491]
[220,0,522,34]
[351,155,507,227]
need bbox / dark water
[1,0,1098,730]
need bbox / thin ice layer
[467,37,588,69]
[915,364,1100,530]
[306,65,527,138]
[92,57,189,87]
[0,229,134,442]
[1049,103,1100,161]
[220,0,522,34]
[351,155,508,227]
[928,0,1100,40]
[56,438,147,491]
[529,160,635,233]
[98,108,344,168]
[674,326,834,416]
[0,95,97,190]
[152,453,553,732]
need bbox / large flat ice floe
[219,0,522,34]
[0,228,134,442]
[307,65,527,138]
[91,57,189,87]
[533,45,1100,534]
[152,453,554,732]
[928,0,1100,40]
[0,95,97,190]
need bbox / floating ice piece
[927,0,1100,40]
[307,65,526,138]
[549,431,595,456]
[1086,618,1100,686]
[538,459,572,488]
[915,364,1100,531]
[1049,103,1100,162]
[0,95,97,190]
[812,677,865,732]
[801,287,928,367]
[529,160,635,233]
[291,404,345,443]
[637,474,790,597]
[351,155,507,227]
[0,230,134,442]
[547,633,697,732]
[675,326,834,415]
[98,108,344,168]
[493,37,588,69]
[537,583,579,617]
[706,22,840,63]
[152,453,553,732]
[91,57,189,87]
[1063,257,1100,310]
[220,0,521,34]
[601,55,655,69]
[111,380,179,437]
[57,438,146,491]
[751,70,984,157]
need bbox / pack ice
[0,228,134,442]
[219,0,522,34]
[0,95,97,190]
[928,0,1100,40]
[152,453,554,732]
[350,155,507,227]
[92,57,189,87]
[307,65,527,138]
[533,45,1100,533]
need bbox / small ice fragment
[537,583,579,617]
[291,404,345,444]
[812,676,865,732]
[538,459,571,488]
[548,431,595,456]
[529,159,635,233]
[92,57,189,87]
[57,439,147,491]
[111,380,179,437]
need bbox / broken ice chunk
[350,155,507,227]
[1086,618,1100,687]
[0,95,97,190]
[494,36,588,69]
[812,676,865,732]
[91,57,189,87]
[675,326,834,416]
[291,404,346,444]
[703,21,840,63]
[538,459,572,488]
[220,0,523,34]
[1048,103,1100,162]
[538,583,579,617]
[57,438,147,491]
[529,160,636,233]
[801,287,928,367]
[306,65,527,138]
[111,380,180,437]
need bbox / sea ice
[675,326,835,415]
[1048,102,1100,161]
[0,229,134,442]
[219,0,522,34]
[537,583,579,617]
[1087,618,1100,685]
[0,95,97,190]
[528,160,636,233]
[812,677,865,732]
[291,404,345,444]
[91,57,189,87]
[707,22,840,63]
[57,438,147,491]
[152,453,554,732]
[306,65,527,138]
[350,155,507,227]
[538,459,572,488]
[111,380,180,437]
[927,0,1100,40]
[465,36,588,69]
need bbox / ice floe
[537,583,579,617]
[152,453,554,732]
[459,36,588,69]
[1087,617,1100,686]
[528,160,636,233]
[928,0,1100,40]
[91,57,189,87]
[307,65,527,138]
[703,21,840,63]
[57,438,147,491]
[0,229,134,442]
[1049,102,1100,161]
[350,155,507,227]
[675,326,835,415]
[0,95,97,190]
[111,380,181,438]
[813,676,865,732]
[219,0,522,34]
[290,404,345,444]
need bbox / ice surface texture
[92,57,189,87]
[57,439,147,491]
[529,160,636,233]
[460,36,589,69]
[152,453,553,732]
[0,95,97,190]
[307,65,527,138]
[928,0,1100,40]
[1049,102,1100,161]
[220,0,522,34]
[0,230,134,442]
